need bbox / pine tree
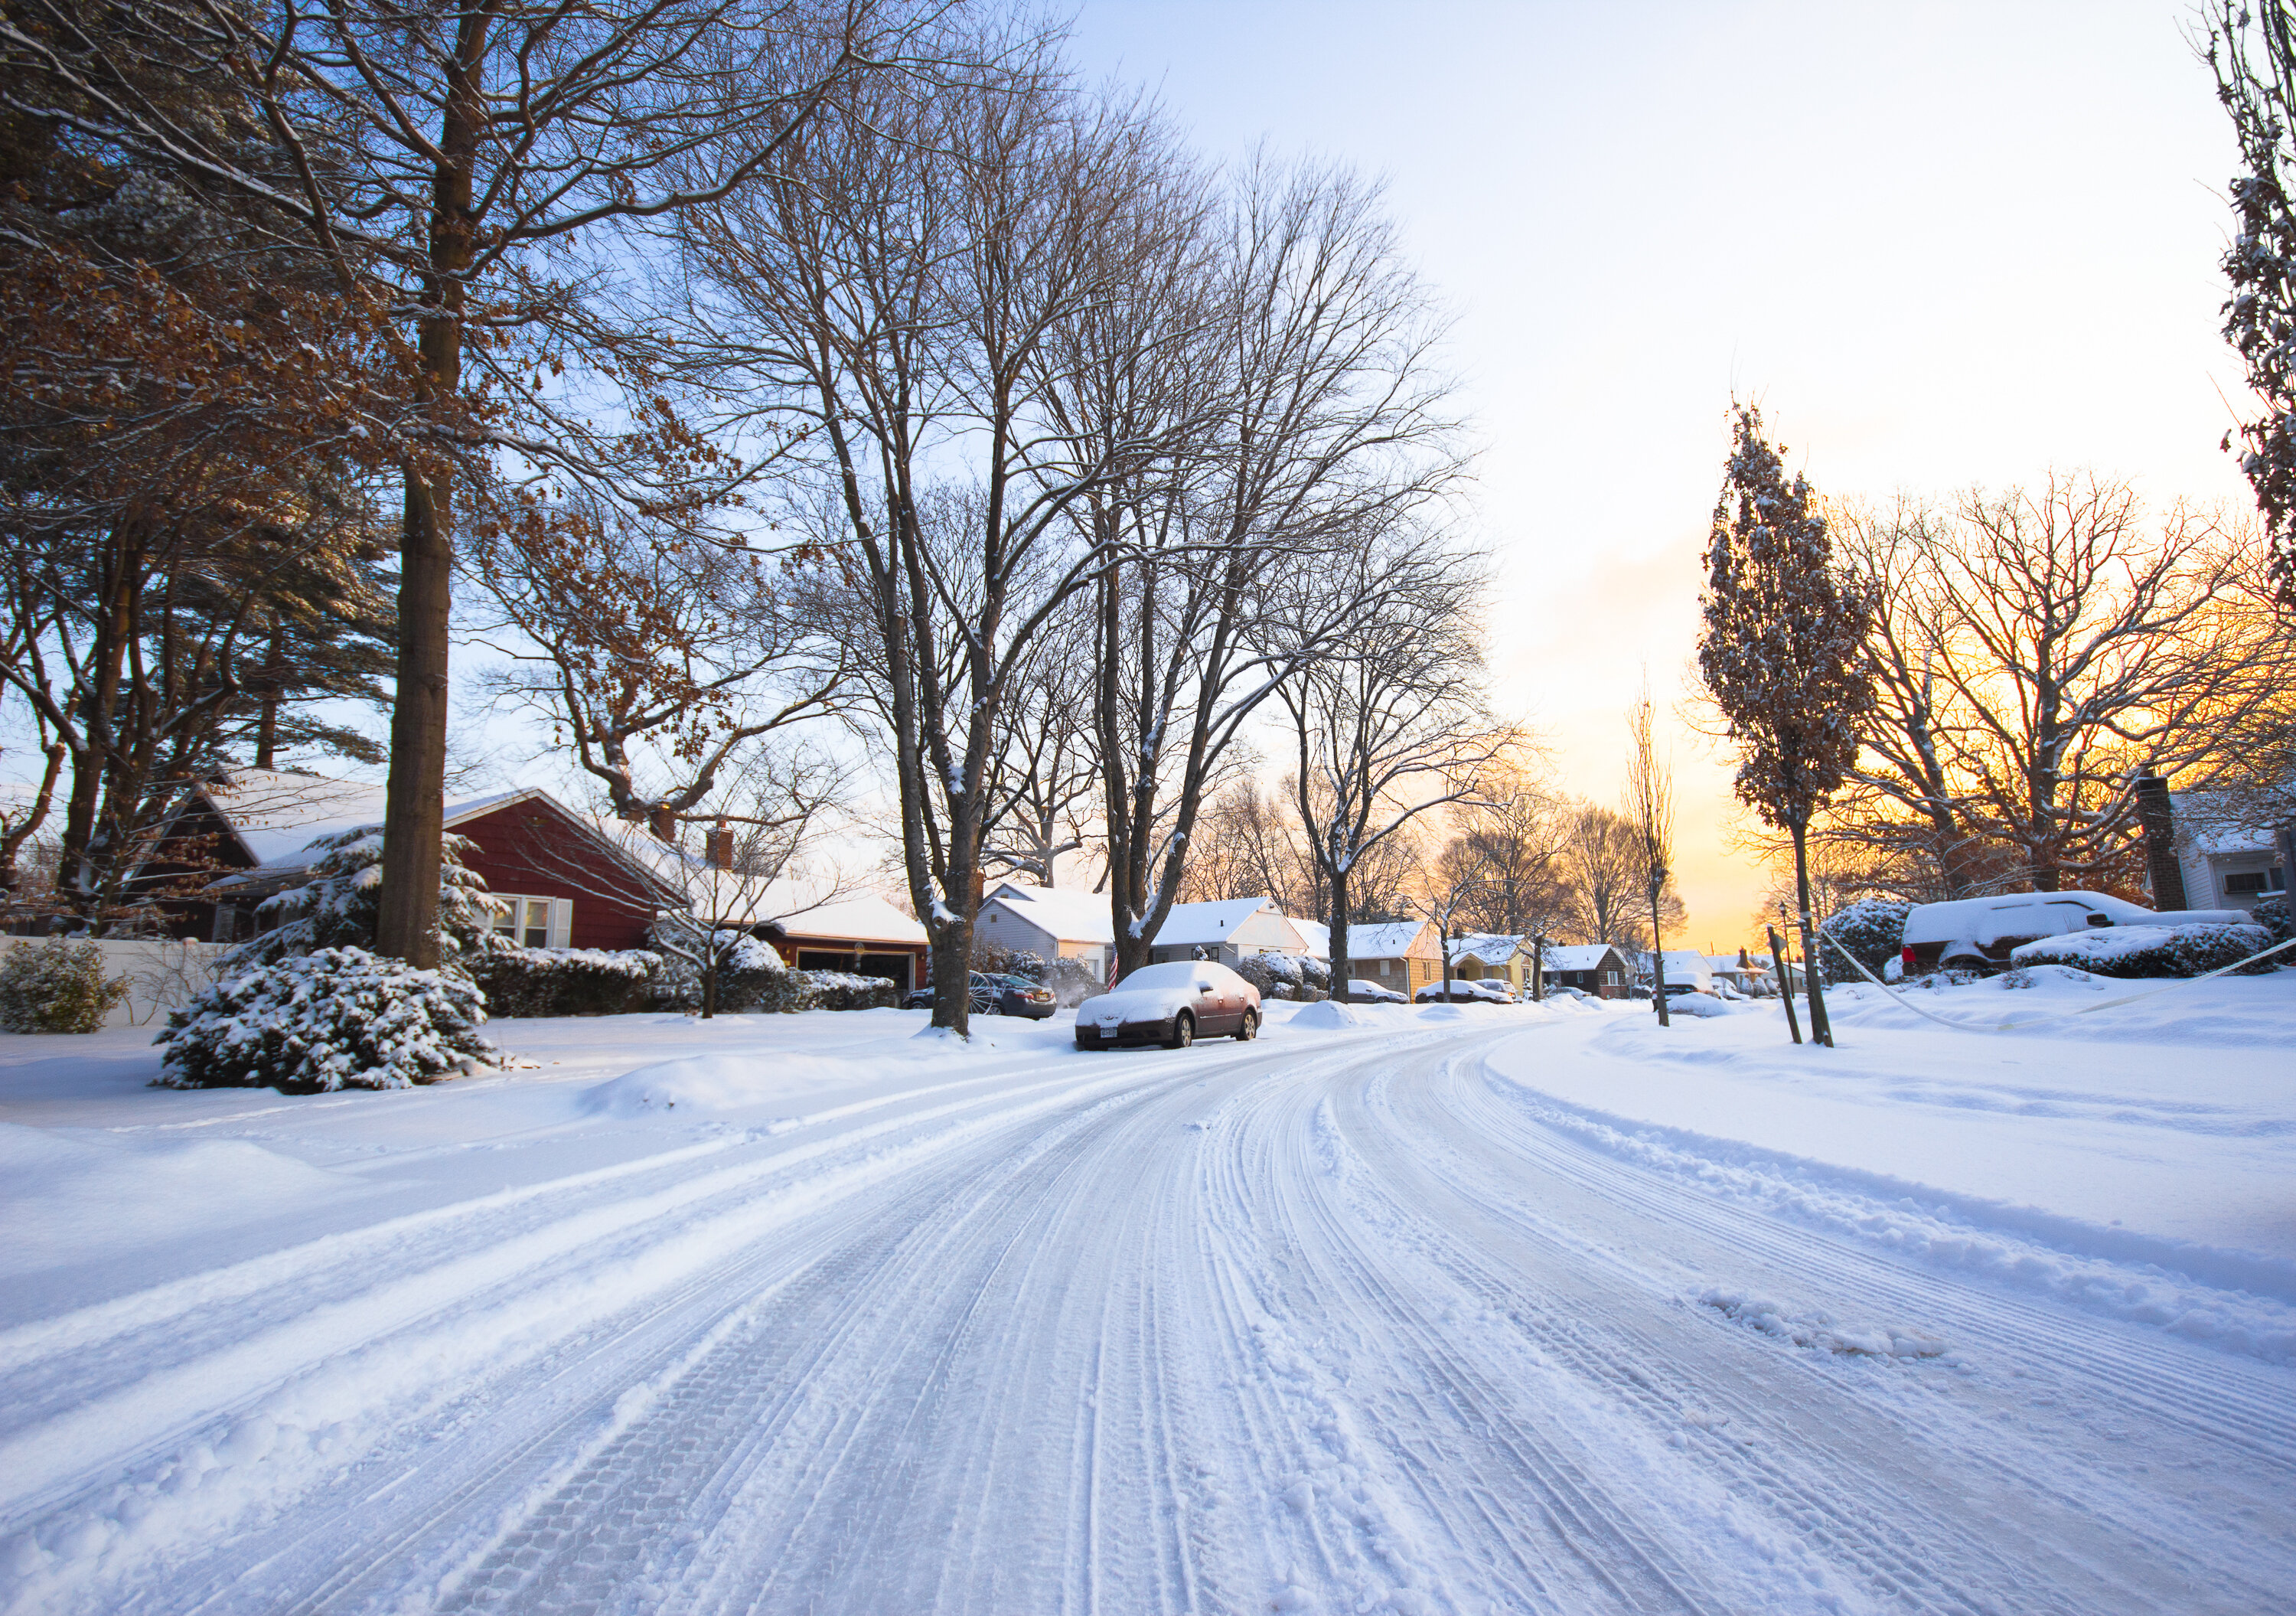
[1698,406,1876,1047]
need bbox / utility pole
[1768,919,1802,1046]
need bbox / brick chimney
[706,818,735,870]
[649,802,677,842]
[2134,774,2187,910]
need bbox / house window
[2224,867,2286,897]
[491,896,569,949]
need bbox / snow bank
[579,1052,871,1118]
[0,1122,361,1278]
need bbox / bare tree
[1919,476,2283,895]
[1440,755,1572,939]
[1277,534,1508,1001]
[1624,683,1677,1028]
[1072,158,1464,981]
[472,505,850,831]
[1559,803,1668,951]
[671,64,1205,1033]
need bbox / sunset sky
[1065,0,2259,945]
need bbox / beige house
[1340,920,1443,994]
[1449,932,1537,993]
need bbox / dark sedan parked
[902,971,1057,1020]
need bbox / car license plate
[1100,1027,1117,1038]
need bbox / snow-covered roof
[1151,896,1280,948]
[1340,920,1433,959]
[986,881,1114,945]
[598,828,927,945]
[1541,943,1622,972]
[2167,788,2291,859]
[194,770,550,875]
[1291,918,1329,958]
[1449,932,1525,964]
[762,891,927,948]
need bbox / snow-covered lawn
[3,979,2292,1613]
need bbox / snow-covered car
[1662,991,1733,1017]
[1345,978,1407,1004]
[902,972,1057,1019]
[1075,961,1261,1049]
[1414,978,1517,1004]
[1902,892,2248,974]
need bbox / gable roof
[1541,943,1626,972]
[986,881,1114,945]
[195,772,683,906]
[1151,896,1296,948]
[1291,918,1329,958]
[1340,920,1436,959]
[1449,932,1528,964]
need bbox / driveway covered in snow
[3,986,2293,1614]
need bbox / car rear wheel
[1167,1011,1193,1049]
[1234,1009,1258,1041]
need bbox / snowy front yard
[3,981,2293,1614]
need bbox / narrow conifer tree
[1698,406,1875,1047]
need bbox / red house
[142,770,680,949]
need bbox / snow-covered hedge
[2009,922,2278,980]
[155,947,493,1091]
[1235,952,1329,1002]
[798,970,903,1012]
[474,947,660,1017]
[1819,899,1910,984]
[0,939,129,1033]
[2252,896,2291,949]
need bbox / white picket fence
[0,936,231,1030]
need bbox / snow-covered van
[1901,891,2248,974]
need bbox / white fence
[0,937,231,1030]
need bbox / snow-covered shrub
[1235,952,1327,1003]
[2009,922,2276,980]
[1819,899,1910,984]
[0,939,129,1033]
[2251,896,2291,949]
[804,970,902,1011]
[475,947,660,1017]
[232,828,504,977]
[644,922,788,1014]
[155,947,492,1091]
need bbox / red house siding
[453,801,667,952]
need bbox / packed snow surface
[2,976,2293,1614]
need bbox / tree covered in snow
[1699,406,1875,1044]
[227,828,505,976]
[2206,0,2296,607]
[155,947,491,1091]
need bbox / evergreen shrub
[2010,922,2277,979]
[0,939,129,1033]
[156,947,492,1090]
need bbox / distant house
[1639,948,1714,992]
[1450,932,1534,993]
[1706,950,1771,995]
[977,881,1114,979]
[1339,919,1443,994]
[1542,942,1633,998]
[750,893,929,989]
[1147,896,1308,967]
[159,770,680,950]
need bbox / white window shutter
[547,898,573,949]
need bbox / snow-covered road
[5,1000,2294,1614]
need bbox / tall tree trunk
[1649,881,1671,1027]
[254,620,285,770]
[1791,818,1835,1047]
[59,517,144,922]
[1329,865,1352,1003]
[374,8,488,968]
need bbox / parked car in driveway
[1345,979,1406,1004]
[1075,961,1261,1049]
[1900,891,2248,975]
[1414,978,1517,1004]
[902,971,1056,1019]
